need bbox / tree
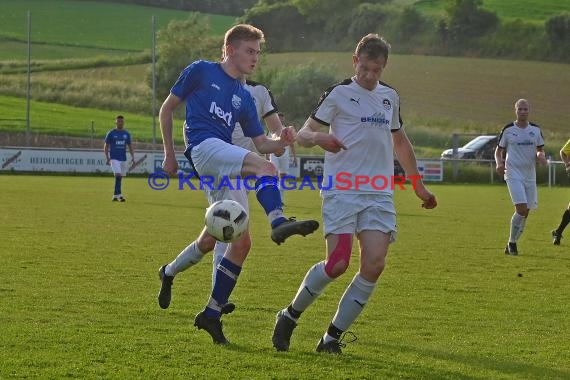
[150,14,220,100]
[443,0,499,46]
[241,2,311,51]
[545,12,570,44]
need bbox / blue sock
[114,176,122,195]
[255,176,283,221]
[204,257,242,318]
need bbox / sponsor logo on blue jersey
[209,101,232,127]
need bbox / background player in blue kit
[156,24,319,345]
[104,115,135,202]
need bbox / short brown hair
[224,24,264,48]
[354,34,390,61]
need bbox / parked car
[441,135,498,160]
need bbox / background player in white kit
[270,112,297,205]
[495,99,547,255]
[271,33,437,354]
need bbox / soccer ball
[205,200,249,242]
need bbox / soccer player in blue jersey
[156,24,319,345]
[104,115,135,202]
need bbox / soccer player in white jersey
[495,99,547,255]
[209,77,286,315]
[551,138,570,245]
[271,34,437,354]
[270,112,297,205]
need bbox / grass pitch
[0,175,569,379]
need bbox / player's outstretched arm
[536,148,547,166]
[392,128,437,209]
[495,146,505,176]
[159,93,182,175]
[297,118,346,153]
[251,128,294,155]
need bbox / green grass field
[1,175,568,378]
[0,0,236,56]
[414,0,570,23]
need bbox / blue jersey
[170,60,264,150]
[104,129,131,161]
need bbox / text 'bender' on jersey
[170,60,265,150]
[311,77,402,194]
[104,129,131,161]
[497,122,544,181]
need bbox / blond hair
[224,24,265,48]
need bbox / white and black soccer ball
[205,200,249,242]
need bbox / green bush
[269,63,337,121]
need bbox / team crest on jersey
[232,94,242,110]
[382,98,392,110]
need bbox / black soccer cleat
[315,332,357,354]
[118,196,126,202]
[316,338,344,354]
[552,230,562,245]
[271,310,297,352]
[221,302,236,315]
[157,265,174,309]
[504,242,518,256]
[271,218,319,245]
[194,311,229,345]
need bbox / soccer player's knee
[362,259,385,281]
[198,232,217,253]
[325,234,352,278]
[258,160,278,177]
[231,234,251,254]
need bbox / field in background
[0,0,235,59]
[414,0,570,23]
[1,0,569,155]
[0,175,568,378]
[1,50,568,155]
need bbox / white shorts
[270,147,290,174]
[322,193,397,242]
[506,179,538,209]
[190,138,249,182]
[204,181,250,213]
[110,159,128,176]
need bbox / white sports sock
[291,261,333,312]
[165,241,204,277]
[212,242,228,288]
[322,333,337,344]
[330,273,377,332]
[509,212,527,243]
[279,187,285,205]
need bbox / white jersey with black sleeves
[312,77,402,195]
[498,122,544,181]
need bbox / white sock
[212,242,228,288]
[509,212,527,243]
[330,273,377,332]
[280,187,285,205]
[165,241,204,277]
[291,261,333,313]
